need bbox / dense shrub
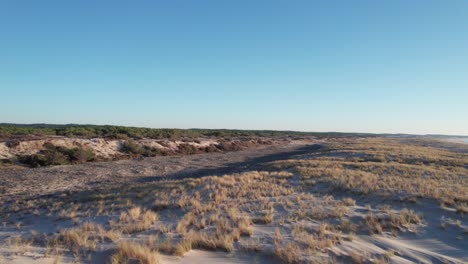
[177,143,199,155]
[67,147,96,163]
[19,143,95,167]
[204,144,219,153]
[120,140,144,155]
[142,146,159,157]
[5,140,20,148]
[45,151,70,165]
[0,124,372,139]
[20,151,69,167]
[113,133,129,140]
[216,141,242,151]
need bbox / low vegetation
[0,123,375,140]
[110,242,159,264]
[272,138,468,208]
[120,140,145,155]
[0,137,466,263]
[19,143,95,167]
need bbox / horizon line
[2,122,467,138]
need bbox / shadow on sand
[137,144,323,183]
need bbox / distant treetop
[0,123,375,140]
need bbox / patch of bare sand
[0,255,62,264]
[328,199,467,264]
[160,250,278,264]
[0,142,11,159]
[0,138,122,158]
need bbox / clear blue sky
[1,1,467,135]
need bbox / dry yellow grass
[57,222,121,255]
[110,241,159,264]
[273,242,302,264]
[272,138,468,209]
[2,137,464,263]
[113,207,159,234]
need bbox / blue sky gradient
[1,1,467,135]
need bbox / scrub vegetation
[18,143,96,167]
[0,137,466,263]
[0,123,377,140]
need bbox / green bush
[19,154,46,167]
[177,143,199,155]
[142,146,159,157]
[68,147,96,163]
[0,124,375,140]
[216,141,242,151]
[19,151,69,167]
[120,140,144,155]
[19,144,95,167]
[44,151,70,166]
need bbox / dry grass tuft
[237,217,253,236]
[174,231,234,255]
[252,209,274,224]
[273,242,302,264]
[57,222,121,254]
[455,204,468,215]
[114,207,159,234]
[110,241,159,264]
[349,251,364,263]
[365,213,383,234]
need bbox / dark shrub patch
[177,143,199,155]
[216,141,242,151]
[19,151,69,167]
[204,144,219,153]
[5,140,20,148]
[44,151,70,166]
[67,147,96,163]
[142,146,159,157]
[19,154,45,167]
[113,133,129,140]
[120,140,144,155]
[19,143,95,167]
